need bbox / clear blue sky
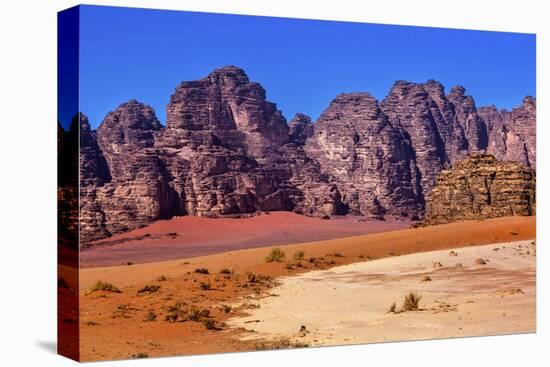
[74,5,535,129]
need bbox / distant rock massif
[59,66,536,241]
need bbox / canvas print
[58,5,536,362]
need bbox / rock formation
[65,65,536,242]
[423,154,536,225]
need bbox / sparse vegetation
[293,250,305,260]
[219,268,232,275]
[144,310,157,322]
[126,262,134,266]
[221,304,232,313]
[199,281,211,290]
[421,276,432,282]
[87,280,121,295]
[247,272,271,283]
[265,248,286,263]
[194,268,209,274]
[164,301,186,323]
[388,302,397,313]
[330,252,343,257]
[187,307,210,321]
[167,232,178,237]
[137,285,161,294]
[157,275,167,282]
[402,292,422,311]
[202,318,218,330]
[131,353,149,359]
[475,258,487,265]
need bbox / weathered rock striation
[67,65,536,242]
[423,154,536,225]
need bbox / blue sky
[72,5,535,129]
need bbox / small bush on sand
[131,353,149,359]
[247,272,271,283]
[402,292,422,311]
[219,268,232,275]
[202,318,219,330]
[475,258,487,265]
[144,310,157,322]
[126,262,134,266]
[265,248,286,263]
[199,281,211,290]
[137,285,161,294]
[194,268,209,274]
[421,276,432,282]
[221,304,232,313]
[87,280,121,295]
[164,301,186,323]
[330,252,343,257]
[157,275,167,282]
[388,302,397,313]
[187,308,210,321]
[293,250,305,260]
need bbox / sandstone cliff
[67,65,536,242]
[423,154,536,225]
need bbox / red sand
[80,212,410,267]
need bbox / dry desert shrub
[157,275,167,282]
[194,268,209,274]
[432,261,443,268]
[219,268,233,275]
[402,292,422,311]
[144,310,157,322]
[388,302,397,313]
[293,250,305,260]
[475,258,487,265]
[199,281,211,290]
[137,285,161,294]
[265,248,286,263]
[131,353,149,359]
[87,280,121,295]
[421,275,432,282]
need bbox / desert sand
[227,240,536,346]
[73,215,535,361]
[80,212,410,267]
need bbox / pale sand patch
[227,240,536,346]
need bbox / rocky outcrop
[71,65,536,242]
[423,154,536,225]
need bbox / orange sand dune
[80,212,410,267]
[76,215,535,361]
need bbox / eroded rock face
[423,154,536,225]
[75,66,536,241]
[305,93,421,218]
[479,96,536,168]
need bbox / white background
[0,0,547,366]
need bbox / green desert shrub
[265,248,286,263]
[87,280,121,294]
[293,250,305,260]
